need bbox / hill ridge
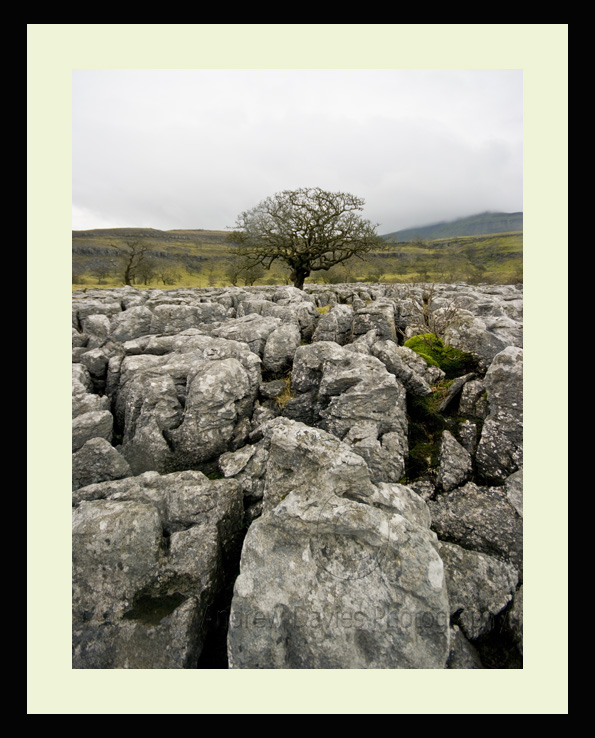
[382,211,523,242]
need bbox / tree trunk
[124,259,134,286]
[291,265,310,290]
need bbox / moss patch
[403,380,453,482]
[404,333,476,378]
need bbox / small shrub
[275,373,295,408]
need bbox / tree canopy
[228,187,384,289]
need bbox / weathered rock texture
[72,471,244,668]
[72,282,523,669]
[227,419,450,669]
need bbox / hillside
[72,228,231,282]
[382,212,523,242]
[73,227,231,244]
[73,223,523,288]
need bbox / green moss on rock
[403,381,452,482]
[404,333,476,378]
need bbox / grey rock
[72,470,244,668]
[74,298,122,324]
[72,410,113,452]
[476,347,523,483]
[149,303,227,335]
[249,402,279,438]
[262,323,301,375]
[219,441,269,508]
[165,334,262,392]
[260,418,377,513]
[116,354,256,475]
[113,339,261,475]
[442,309,518,371]
[73,499,162,621]
[110,305,154,343]
[439,541,519,640]
[459,379,489,419]
[227,419,450,669]
[280,391,320,426]
[458,379,489,419]
[72,391,111,419]
[371,340,434,396]
[70,285,523,670]
[437,430,473,492]
[317,353,408,473]
[290,341,345,393]
[114,362,183,474]
[438,372,476,412]
[237,299,319,342]
[428,481,523,574]
[218,444,258,478]
[291,344,409,483]
[506,584,523,655]
[352,300,397,342]
[312,304,354,345]
[456,419,481,455]
[259,379,289,399]
[72,437,132,491]
[211,314,282,356]
[72,363,94,395]
[80,314,111,349]
[165,357,254,466]
[72,346,89,363]
[408,480,436,502]
[447,626,484,669]
[343,424,408,485]
[79,348,111,382]
[505,469,523,517]
[72,327,88,348]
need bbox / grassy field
[72,228,522,290]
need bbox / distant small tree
[364,259,386,283]
[241,263,266,286]
[135,256,158,285]
[156,263,182,285]
[229,187,384,289]
[411,235,431,249]
[110,240,152,286]
[206,266,219,287]
[223,259,243,286]
[320,264,349,285]
[72,270,87,285]
[89,262,114,285]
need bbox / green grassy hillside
[72,226,523,289]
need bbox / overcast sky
[72,69,522,235]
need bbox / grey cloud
[72,69,522,234]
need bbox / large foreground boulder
[227,419,450,669]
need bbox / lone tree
[228,187,384,289]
